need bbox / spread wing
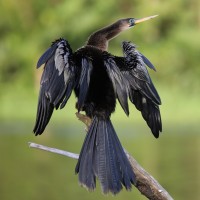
[115,41,162,138]
[33,38,76,135]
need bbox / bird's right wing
[33,38,76,135]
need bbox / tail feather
[104,122,123,193]
[95,120,122,194]
[75,116,135,194]
[109,123,135,188]
[76,119,97,190]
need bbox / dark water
[0,121,199,200]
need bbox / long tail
[75,116,136,194]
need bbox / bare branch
[29,112,173,200]
[28,142,79,159]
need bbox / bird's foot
[75,112,92,132]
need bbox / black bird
[33,15,162,194]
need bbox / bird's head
[119,15,158,30]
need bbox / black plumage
[33,16,161,194]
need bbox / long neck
[87,21,122,51]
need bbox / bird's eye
[129,18,135,27]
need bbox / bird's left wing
[115,41,162,138]
[33,38,76,135]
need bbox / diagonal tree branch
[29,113,173,200]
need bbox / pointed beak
[134,15,158,25]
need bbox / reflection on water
[0,121,199,200]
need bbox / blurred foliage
[0,0,200,92]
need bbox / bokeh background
[0,0,200,199]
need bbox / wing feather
[140,53,156,71]
[103,54,129,116]
[37,45,57,68]
[76,57,93,112]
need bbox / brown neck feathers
[87,21,122,51]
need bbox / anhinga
[33,15,162,194]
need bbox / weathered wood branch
[29,113,173,200]
[29,142,79,159]
[125,150,173,200]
